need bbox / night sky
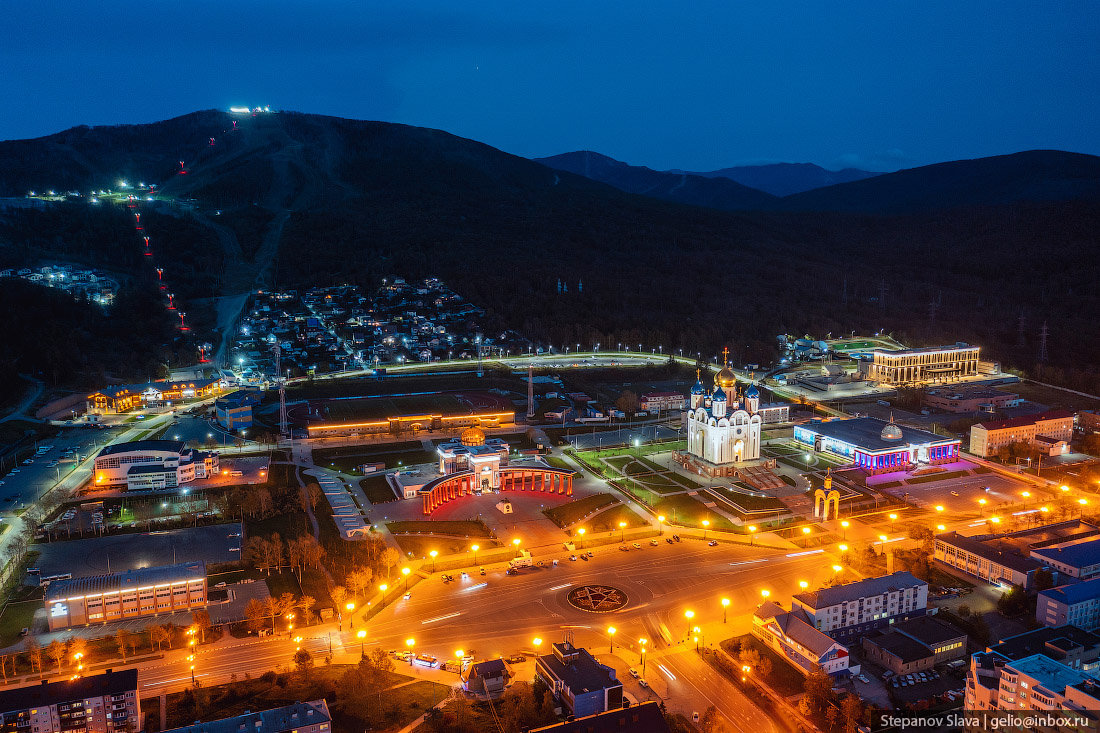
[2,1,1097,171]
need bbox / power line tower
[928,300,938,325]
[526,363,535,419]
[274,343,288,438]
[1038,321,1049,363]
[1017,310,1027,348]
[878,280,888,312]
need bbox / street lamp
[429,550,438,573]
[702,519,710,540]
[889,513,898,521]
[693,626,702,652]
[748,525,757,546]
[684,609,695,640]
[533,637,543,655]
[937,524,946,531]
[838,543,848,552]
[357,629,367,657]
[799,580,809,591]
[979,498,987,515]
[840,520,849,539]
[657,515,666,536]
[878,534,888,554]
[721,598,730,623]
[402,566,411,592]
[405,638,415,666]
[577,528,585,541]
[379,584,388,609]
[935,505,944,513]
[608,626,616,653]
[760,590,770,603]
[832,565,843,574]
[639,638,648,676]
[619,521,627,542]
[471,544,480,564]
[188,654,195,684]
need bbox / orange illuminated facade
[307,410,515,438]
[421,466,574,514]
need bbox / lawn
[160,663,450,732]
[392,534,504,559]
[0,599,40,647]
[360,475,400,504]
[320,393,468,422]
[386,520,494,537]
[584,504,648,533]
[541,455,576,472]
[711,487,785,511]
[905,470,970,485]
[315,447,439,473]
[722,634,807,697]
[627,489,737,531]
[544,493,619,527]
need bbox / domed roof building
[460,426,486,447]
[880,415,904,442]
[682,348,763,469]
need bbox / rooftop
[989,625,1100,662]
[935,531,1044,574]
[1040,577,1100,606]
[0,669,137,711]
[98,440,185,457]
[46,561,205,602]
[162,700,331,733]
[755,602,840,658]
[975,409,1075,431]
[874,343,976,356]
[799,417,956,452]
[1031,537,1100,568]
[530,701,670,733]
[793,571,927,610]
[538,644,619,696]
[864,632,934,664]
[1007,653,1091,695]
[893,615,967,647]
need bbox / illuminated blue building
[793,416,960,475]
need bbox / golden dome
[714,366,737,390]
[460,427,486,447]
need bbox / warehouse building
[45,561,207,631]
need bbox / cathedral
[685,351,763,466]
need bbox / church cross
[722,347,730,366]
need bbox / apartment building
[0,669,139,732]
[968,410,1075,458]
[791,571,928,643]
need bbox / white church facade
[683,357,763,466]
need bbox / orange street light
[935,505,944,512]
[619,521,627,541]
[801,526,811,535]
[429,550,438,572]
[839,543,848,552]
[607,626,616,653]
[402,566,411,592]
[471,544,480,563]
[379,583,389,609]
[799,580,809,590]
[748,525,758,545]
[405,638,415,666]
[832,565,843,573]
[357,629,366,656]
[889,513,898,521]
[702,519,710,540]
[937,524,946,531]
[721,597,730,623]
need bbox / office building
[46,561,207,631]
[535,642,622,718]
[93,440,219,491]
[638,392,686,413]
[923,386,1020,414]
[791,571,928,642]
[1037,578,1100,632]
[752,601,850,676]
[861,616,967,674]
[967,652,1100,713]
[215,390,262,431]
[162,700,331,733]
[793,416,960,474]
[1030,537,1100,580]
[968,410,1075,458]
[866,343,979,386]
[987,625,1100,672]
[0,669,139,733]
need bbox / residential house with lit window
[161,700,331,733]
[0,669,139,732]
[791,571,928,643]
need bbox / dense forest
[1,110,1099,401]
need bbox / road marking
[657,663,676,680]
[549,583,572,590]
[729,559,766,567]
[421,612,461,624]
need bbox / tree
[1035,568,1055,591]
[67,637,88,665]
[149,625,170,651]
[825,705,841,731]
[293,649,314,680]
[616,389,639,414]
[701,706,731,733]
[331,585,347,611]
[381,548,401,581]
[298,595,317,625]
[801,663,831,715]
[116,629,131,661]
[193,610,213,642]
[756,656,773,680]
[23,637,42,673]
[245,598,267,633]
[842,693,864,733]
[997,584,1027,616]
[348,567,373,597]
[262,595,281,633]
[46,639,66,672]
[957,604,971,618]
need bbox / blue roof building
[1038,578,1100,632]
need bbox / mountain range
[1,110,1100,398]
[536,149,1100,214]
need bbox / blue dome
[712,385,727,401]
[745,384,760,398]
[691,380,706,395]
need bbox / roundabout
[566,584,630,613]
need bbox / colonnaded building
[93,440,219,491]
[865,343,980,386]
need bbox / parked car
[673,535,681,542]
[708,540,719,546]
[403,592,412,600]
[638,679,648,688]
[569,555,577,561]
[666,538,674,544]
[858,674,870,684]
[619,545,629,551]
[631,542,641,549]
[629,668,639,678]
[587,551,594,557]
[580,554,589,561]
[650,539,659,546]
[480,567,486,575]
[505,655,526,664]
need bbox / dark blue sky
[2,1,1097,171]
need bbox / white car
[629,668,639,678]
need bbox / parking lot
[868,461,1043,514]
[32,523,243,579]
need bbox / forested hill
[2,111,1100,395]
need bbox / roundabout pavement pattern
[567,584,629,613]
